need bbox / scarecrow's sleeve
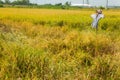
[91,14,96,19]
[100,14,104,18]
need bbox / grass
[0,8,120,80]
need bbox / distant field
[0,8,120,29]
[0,8,120,80]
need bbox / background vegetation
[0,8,120,80]
[0,0,73,9]
[0,0,120,9]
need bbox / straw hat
[96,9,102,14]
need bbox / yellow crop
[0,8,120,80]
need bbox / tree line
[0,0,73,9]
[0,0,30,5]
[0,0,71,6]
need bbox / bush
[99,6,105,10]
[0,4,3,7]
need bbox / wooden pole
[106,0,108,9]
[86,0,89,4]
[83,0,84,5]
[95,27,98,56]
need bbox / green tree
[5,0,10,4]
[0,0,4,4]
[65,1,71,6]
[12,0,30,5]
[63,1,71,9]
[55,3,62,6]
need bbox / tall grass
[0,8,120,80]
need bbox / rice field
[0,8,120,80]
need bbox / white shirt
[91,14,104,28]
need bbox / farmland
[0,8,120,80]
